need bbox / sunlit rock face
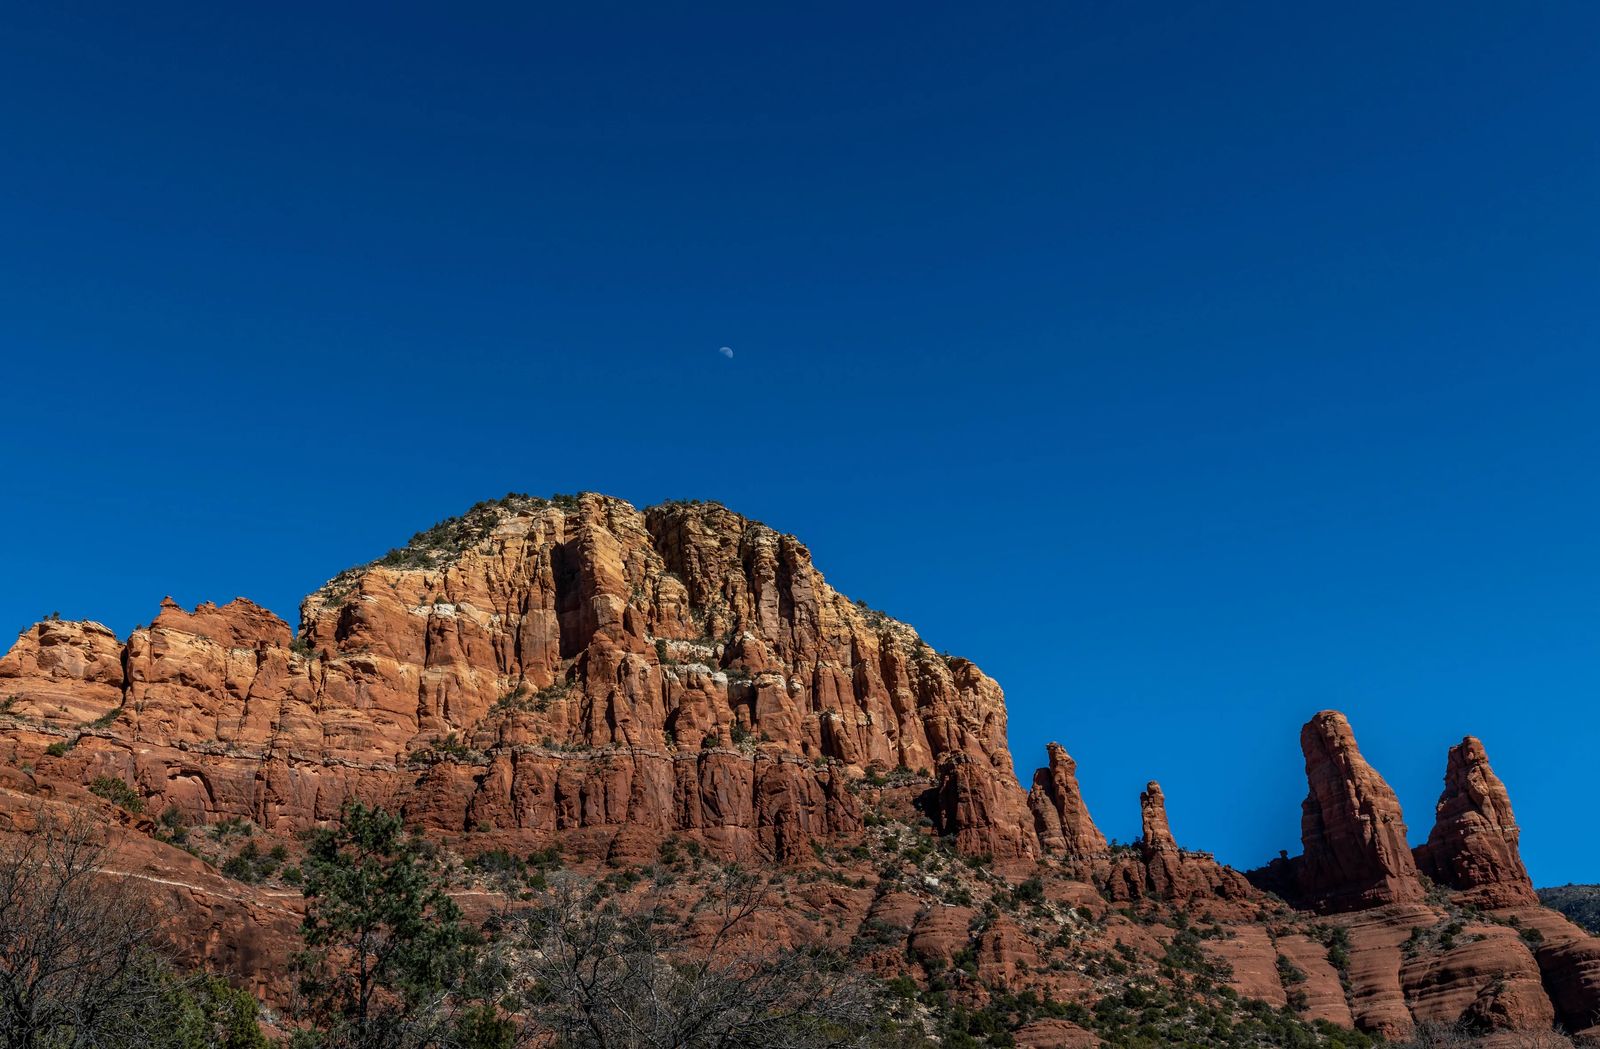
[0,493,1026,860]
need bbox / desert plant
[295,803,502,1048]
[88,775,143,813]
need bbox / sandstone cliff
[1,493,1596,1042]
[0,494,1028,863]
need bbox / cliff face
[1,492,1595,1041]
[0,494,1026,862]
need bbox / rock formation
[1087,779,1254,905]
[1260,711,1426,912]
[1138,781,1182,897]
[2,493,1597,1042]
[1027,742,1105,858]
[1228,713,1600,1040]
[933,752,1038,860]
[0,618,126,722]
[0,494,1029,863]
[1413,736,1538,907]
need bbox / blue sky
[3,3,1598,884]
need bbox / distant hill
[1539,884,1600,934]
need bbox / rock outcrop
[0,618,126,723]
[2,492,1596,1041]
[1514,907,1600,1039]
[1088,780,1254,905]
[1413,736,1538,907]
[1252,711,1426,912]
[1027,742,1104,858]
[1138,781,1183,897]
[1399,921,1554,1032]
[933,752,1038,860]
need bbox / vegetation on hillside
[1538,883,1600,934]
[370,493,575,572]
[0,812,269,1049]
[8,798,1591,1048]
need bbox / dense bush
[88,775,143,813]
[220,840,288,884]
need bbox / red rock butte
[1,492,1597,1042]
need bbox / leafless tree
[1400,1021,1582,1049]
[0,809,174,1049]
[498,868,891,1049]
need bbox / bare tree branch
[496,873,889,1049]
[0,809,167,1049]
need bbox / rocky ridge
[1,492,1597,1044]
